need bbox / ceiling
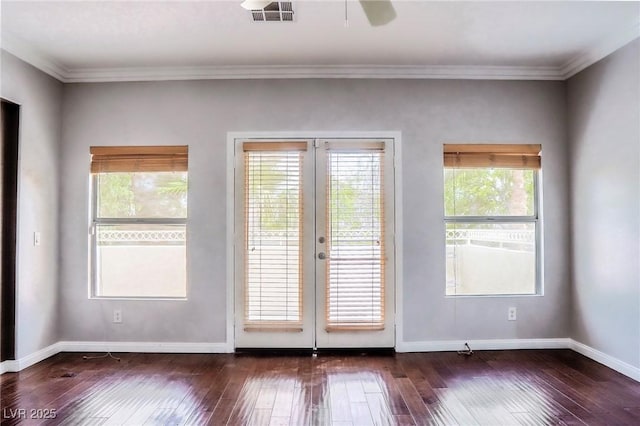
[1,1,639,82]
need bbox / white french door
[234,138,395,349]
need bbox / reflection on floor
[1,349,639,425]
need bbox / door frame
[226,131,403,351]
[1,99,20,363]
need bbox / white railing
[97,228,532,248]
[446,228,535,254]
[248,230,380,239]
[446,228,534,244]
[97,229,186,243]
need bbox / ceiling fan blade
[240,0,272,10]
[358,0,397,27]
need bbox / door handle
[317,252,326,260]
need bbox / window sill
[444,293,542,299]
[89,296,188,301]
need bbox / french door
[234,138,395,349]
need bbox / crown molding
[61,64,563,82]
[561,21,640,79]
[1,33,69,82]
[2,23,638,83]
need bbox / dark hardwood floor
[1,349,639,425]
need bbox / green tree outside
[444,168,534,217]
[97,172,187,219]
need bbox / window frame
[89,169,188,301]
[444,167,542,297]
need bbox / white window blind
[325,144,385,330]
[243,142,306,329]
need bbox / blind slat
[443,144,541,169]
[444,144,541,154]
[243,141,308,152]
[90,146,188,173]
[325,141,385,151]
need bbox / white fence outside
[445,228,536,295]
[95,228,535,297]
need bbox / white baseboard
[396,338,571,353]
[0,360,15,374]
[0,340,233,374]
[0,342,62,373]
[569,339,640,382]
[2,338,638,384]
[396,338,639,383]
[58,340,234,354]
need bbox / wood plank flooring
[1,349,639,425]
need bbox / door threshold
[314,347,395,357]
[235,348,314,357]
[234,347,395,357]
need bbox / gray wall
[59,78,570,344]
[1,51,62,358]
[568,39,640,368]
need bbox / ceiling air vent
[250,2,294,22]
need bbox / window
[444,144,541,296]
[90,146,188,298]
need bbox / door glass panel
[244,151,303,326]
[325,150,385,330]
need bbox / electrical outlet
[508,307,517,321]
[113,309,122,323]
